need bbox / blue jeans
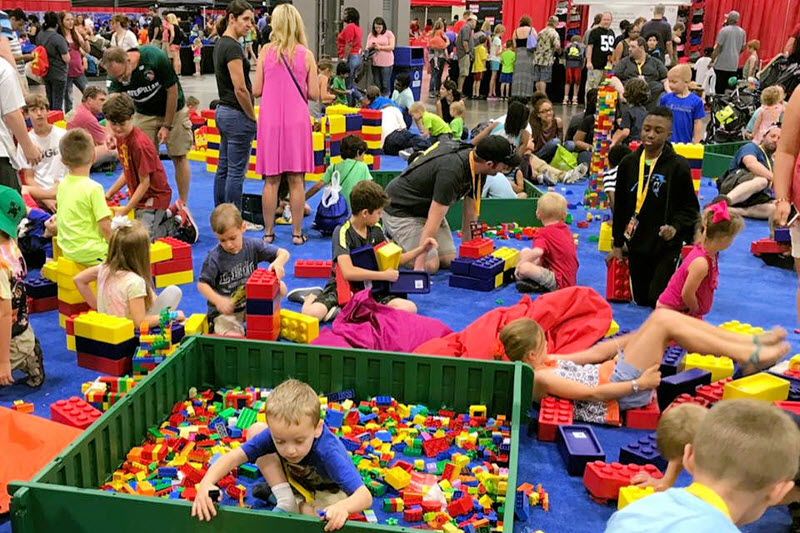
[347,54,362,91]
[535,138,576,163]
[372,65,392,95]
[213,105,257,210]
[64,74,88,114]
[44,75,67,112]
[429,56,444,94]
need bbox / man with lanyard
[612,37,668,110]
[718,125,781,220]
[382,136,520,274]
[103,45,193,210]
[610,107,699,307]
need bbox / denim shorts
[610,350,654,410]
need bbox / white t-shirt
[97,265,148,319]
[381,106,407,145]
[0,59,24,166]
[17,126,67,189]
[111,30,139,51]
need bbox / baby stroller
[759,55,800,98]
[706,81,758,143]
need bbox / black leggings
[628,249,680,307]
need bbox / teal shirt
[392,87,415,110]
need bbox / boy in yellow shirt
[472,35,488,100]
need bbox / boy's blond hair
[693,399,800,491]
[186,96,200,108]
[761,85,783,106]
[498,318,546,362]
[657,403,707,460]
[668,64,692,83]
[210,203,244,234]
[24,93,49,111]
[536,192,567,221]
[265,378,321,426]
[60,128,95,167]
[449,100,466,117]
[409,102,426,115]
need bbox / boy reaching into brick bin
[191,378,372,531]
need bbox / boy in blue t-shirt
[605,399,800,533]
[191,379,372,531]
[659,64,706,143]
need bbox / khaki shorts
[10,325,36,371]
[133,106,192,157]
[458,55,471,77]
[213,311,245,336]
[586,69,605,90]
[381,211,456,263]
[297,490,347,509]
[790,224,800,259]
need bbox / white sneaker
[564,163,588,184]
[282,204,292,223]
[399,149,413,160]
[244,221,264,232]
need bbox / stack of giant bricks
[449,239,520,292]
[245,268,319,343]
[584,67,617,209]
[151,237,194,288]
[69,312,137,376]
[324,105,382,170]
[672,143,703,194]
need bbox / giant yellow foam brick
[618,485,654,509]
[279,309,319,344]
[681,353,734,382]
[723,373,790,402]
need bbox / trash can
[392,46,425,101]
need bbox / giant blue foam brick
[449,274,495,292]
[618,432,667,471]
[468,255,505,280]
[657,368,712,411]
[557,424,605,476]
[389,271,430,294]
[450,257,475,276]
[660,346,686,377]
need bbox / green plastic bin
[702,141,747,180]
[446,182,544,230]
[371,170,401,189]
[9,336,533,533]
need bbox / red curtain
[701,0,800,64]
[500,0,588,42]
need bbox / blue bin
[392,46,426,101]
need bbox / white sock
[272,482,299,513]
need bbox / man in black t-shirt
[586,12,615,91]
[382,136,520,274]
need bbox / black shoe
[252,482,273,502]
[24,337,45,387]
[287,287,322,304]
[323,305,340,322]
[516,280,545,294]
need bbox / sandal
[562,98,569,106]
[745,343,762,373]
[292,233,308,245]
[263,233,275,244]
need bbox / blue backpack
[313,165,350,236]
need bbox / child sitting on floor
[752,85,785,144]
[449,100,466,140]
[0,186,43,388]
[192,378,372,531]
[55,128,113,266]
[630,403,708,492]
[305,135,372,212]
[331,62,351,106]
[74,219,185,328]
[102,93,198,243]
[498,311,789,424]
[606,400,800,532]
[288,181,436,323]
[657,198,743,318]
[17,93,67,213]
[409,102,452,142]
[197,203,289,336]
[515,192,578,293]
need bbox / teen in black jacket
[611,107,700,306]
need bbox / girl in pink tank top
[657,200,744,318]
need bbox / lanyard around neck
[469,151,480,217]
[757,145,773,173]
[635,149,660,215]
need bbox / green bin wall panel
[10,336,532,533]
[702,141,747,180]
[446,197,543,230]
[372,170,400,189]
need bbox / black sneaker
[516,280,545,294]
[287,287,322,304]
[173,200,199,244]
[24,337,45,387]
[251,482,273,502]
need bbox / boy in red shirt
[515,192,578,292]
[102,93,198,242]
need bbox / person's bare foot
[757,326,788,346]
[757,341,792,369]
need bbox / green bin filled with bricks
[9,336,533,533]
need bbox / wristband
[776,198,790,204]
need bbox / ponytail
[219,0,253,35]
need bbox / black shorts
[315,280,399,311]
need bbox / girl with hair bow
[657,198,745,318]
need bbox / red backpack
[31,45,49,77]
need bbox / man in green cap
[0,185,43,387]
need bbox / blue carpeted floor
[0,156,796,532]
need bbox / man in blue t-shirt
[718,126,781,219]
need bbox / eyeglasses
[538,108,554,115]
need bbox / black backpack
[173,24,185,45]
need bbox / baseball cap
[0,186,25,239]
[475,136,521,168]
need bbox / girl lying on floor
[499,309,789,424]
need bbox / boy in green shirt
[305,135,372,211]
[449,100,466,140]
[500,41,516,100]
[331,62,351,106]
[409,102,452,142]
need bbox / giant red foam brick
[625,397,660,430]
[50,396,102,429]
[294,259,332,278]
[695,378,733,405]
[245,268,279,300]
[606,259,631,302]
[459,238,494,259]
[583,461,663,503]
[538,397,573,441]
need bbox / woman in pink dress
[254,3,319,245]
